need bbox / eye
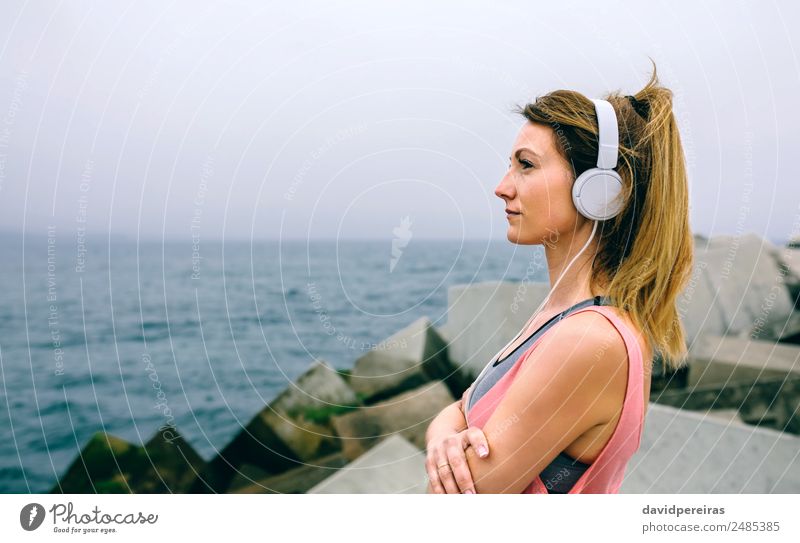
[519,159,534,169]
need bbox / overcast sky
[0,0,798,242]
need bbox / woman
[425,60,694,494]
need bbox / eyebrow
[509,148,542,162]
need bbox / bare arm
[462,312,626,494]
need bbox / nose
[494,169,516,202]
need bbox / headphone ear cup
[572,169,624,221]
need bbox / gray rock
[348,316,462,402]
[52,429,204,494]
[687,334,800,388]
[675,252,727,345]
[750,309,800,343]
[778,246,800,296]
[192,359,359,493]
[308,435,428,494]
[621,403,800,492]
[702,408,742,425]
[654,374,800,436]
[331,380,454,460]
[438,280,550,379]
[438,235,795,377]
[230,452,349,494]
[139,429,206,493]
[686,233,794,344]
[226,464,272,492]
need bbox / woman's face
[494,121,581,245]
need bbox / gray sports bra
[466,295,612,493]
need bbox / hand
[425,427,490,494]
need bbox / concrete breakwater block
[331,380,454,460]
[682,234,794,345]
[52,429,204,493]
[702,408,742,424]
[439,235,794,381]
[688,334,800,388]
[778,247,800,307]
[192,359,360,493]
[658,333,800,435]
[437,280,550,379]
[230,452,349,494]
[437,280,694,389]
[620,403,800,493]
[348,316,464,403]
[751,309,800,343]
[308,434,428,494]
[655,375,800,435]
[225,464,272,492]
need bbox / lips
[505,208,521,215]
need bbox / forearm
[425,400,468,446]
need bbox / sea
[0,235,544,492]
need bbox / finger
[425,456,446,494]
[435,450,461,494]
[446,445,476,494]
[466,428,490,458]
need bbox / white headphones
[465,98,625,415]
[571,99,624,221]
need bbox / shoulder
[531,309,629,371]
[514,309,630,412]
[484,309,628,445]
[496,309,628,426]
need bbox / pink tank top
[465,305,646,494]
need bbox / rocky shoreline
[51,233,800,493]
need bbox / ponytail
[602,58,694,370]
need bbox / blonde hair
[514,58,694,371]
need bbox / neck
[541,222,603,313]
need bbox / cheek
[520,173,574,222]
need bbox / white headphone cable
[471,219,600,388]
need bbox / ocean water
[0,236,545,492]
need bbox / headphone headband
[591,99,619,170]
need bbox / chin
[505,229,530,245]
